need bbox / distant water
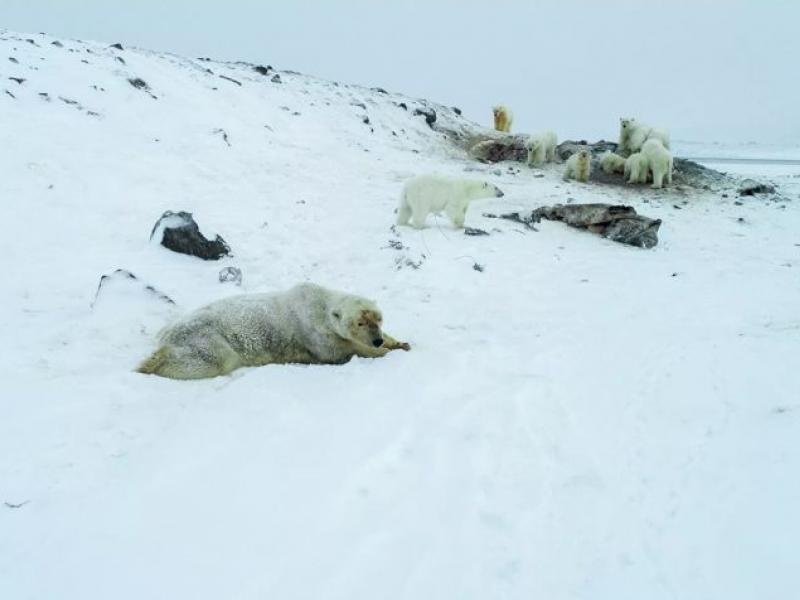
[674,141,800,181]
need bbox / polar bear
[641,139,673,188]
[526,131,558,167]
[598,151,626,175]
[492,105,513,132]
[563,149,591,182]
[624,152,650,184]
[396,174,504,229]
[618,118,670,156]
[136,283,410,379]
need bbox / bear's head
[473,180,504,199]
[575,149,591,164]
[329,298,385,349]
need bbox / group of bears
[492,105,674,188]
[137,106,674,380]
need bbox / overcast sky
[3,0,799,145]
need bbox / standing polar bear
[624,152,650,184]
[641,139,673,188]
[397,174,504,229]
[526,131,558,167]
[492,105,513,132]
[618,118,670,156]
[136,283,410,379]
[563,149,592,182]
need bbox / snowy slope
[1,29,799,600]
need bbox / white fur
[563,150,591,182]
[526,131,558,167]
[492,105,513,132]
[397,174,504,229]
[137,283,408,379]
[641,139,673,188]
[618,118,670,156]
[624,152,650,184]
[599,151,626,175]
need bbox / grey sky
[3,0,798,145]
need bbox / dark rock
[128,77,149,90]
[271,74,282,83]
[150,211,231,260]
[350,101,367,109]
[413,106,436,128]
[738,179,776,196]
[218,266,242,285]
[115,56,126,65]
[397,102,408,110]
[464,227,489,236]
[371,87,388,94]
[109,42,124,50]
[362,116,370,125]
[253,65,272,75]
[51,40,63,48]
[452,106,462,115]
[8,57,19,63]
[91,269,175,309]
[556,139,618,161]
[4,90,16,99]
[8,77,25,85]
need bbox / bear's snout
[372,338,384,348]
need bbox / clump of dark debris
[150,210,231,260]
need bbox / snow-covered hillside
[1,29,798,600]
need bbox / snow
[2,29,799,600]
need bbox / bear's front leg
[381,333,411,352]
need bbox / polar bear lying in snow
[526,131,558,167]
[397,174,504,229]
[136,283,410,379]
[599,151,626,174]
[618,118,670,156]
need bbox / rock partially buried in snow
[738,179,776,196]
[150,210,231,260]
[271,74,282,84]
[413,106,436,128]
[218,266,242,285]
[91,269,175,309]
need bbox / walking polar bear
[396,174,504,229]
[136,283,410,379]
[492,105,513,132]
[526,131,558,167]
[618,118,670,156]
[563,149,592,182]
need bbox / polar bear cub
[618,118,670,156]
[563,149,592,182]
[397,174,504,229]
[641,139,673,188]
[599,151,626,174]
[136,283,410,379]
[526,131,558,166]
[492,105,513,132]
[624,152,650,184]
